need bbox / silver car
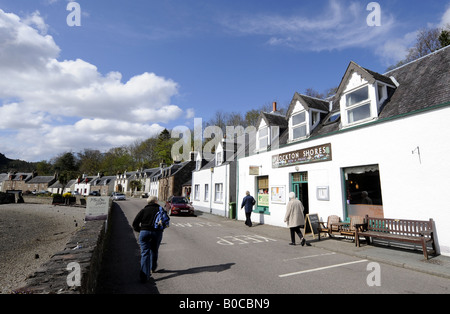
[111,192,126,201]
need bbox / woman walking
[284,192,309,246]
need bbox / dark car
[165,196,195,216]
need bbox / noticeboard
[304,213,320,239]
[85,196,111,221]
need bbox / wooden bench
[317,215,340,241]
[355,216,437,259]
[339,216,366,245]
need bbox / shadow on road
[96,202,159,294]
[154,263,235,282]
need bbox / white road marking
[279,259,368,278]
[282,252,336,262]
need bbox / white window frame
[258,127,269,150]
[194,184,200,201]
[214,183,223,203]
[204,183,209,201]
[291,111,307,141]
[343,85,373,125]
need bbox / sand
[0,203,85,294]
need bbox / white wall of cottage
[192,163,231,217]
[237,106,450,256]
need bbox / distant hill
[0,153,37,173]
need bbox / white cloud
[0,9,185,161]
[220,0,396,52]
[440,5,450,28]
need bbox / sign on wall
[85,196,111,221]
[270,186,286,204]
[272,143,332,168]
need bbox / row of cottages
[234,46,450,256]
[0,172,58,193]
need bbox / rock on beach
[0,203,85,294]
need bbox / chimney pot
[272,102,277,112]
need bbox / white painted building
[192,140,237,217]
[237,47,450,256]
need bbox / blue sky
[1,0,449,162]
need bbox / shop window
[343,165,383,219]
[256,176,270,214]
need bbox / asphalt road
[97,198,450,295]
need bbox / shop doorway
[290,171,309,217]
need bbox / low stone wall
[15,209,111,294]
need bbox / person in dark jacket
[240,191,256,227]
[132,196,165,283]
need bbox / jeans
[139,229,163,280]
[245,212,252,227]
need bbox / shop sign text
[272,143,332,168]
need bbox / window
[204,184,209,201]
[345,86,371,124]
[292,111,307,140]
[216,152,223,166]
[214,183,223,202]
[194,184,200,200]
[258,127,268,150]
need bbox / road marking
[278,259,368,278]
[282,252,336,262]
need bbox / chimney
[272,102,277,112]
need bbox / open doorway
[290,172,309,231]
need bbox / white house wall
[237,106,450,256]
[192,164,231,217]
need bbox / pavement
[203,211,450,280]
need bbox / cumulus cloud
[0,9,183,161]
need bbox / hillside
[0,153,37,173]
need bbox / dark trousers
[245,211,252,227]
[290,226,304,243]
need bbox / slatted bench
[355,216,437,259]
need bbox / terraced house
[236,46,450,256]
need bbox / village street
[96,198,450,295]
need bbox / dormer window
[292,111,307,140]
[258,126,269,150]
[216,151,223,166]
[345,85,371,124]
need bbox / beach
[0,203,85,294]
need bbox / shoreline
[0,203,85,294]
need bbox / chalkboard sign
[304,213,320,239]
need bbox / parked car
[89,191,100,196]
[165,196,195,216]
[111,192,126,201]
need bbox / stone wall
[15,208,111,294]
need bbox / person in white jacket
[284,192,310,246]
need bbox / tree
[439,29,450,48]
[155,129,175,165]
[78,149,103,175]
[387,26,450,71]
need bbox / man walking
[240,191,256,227]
